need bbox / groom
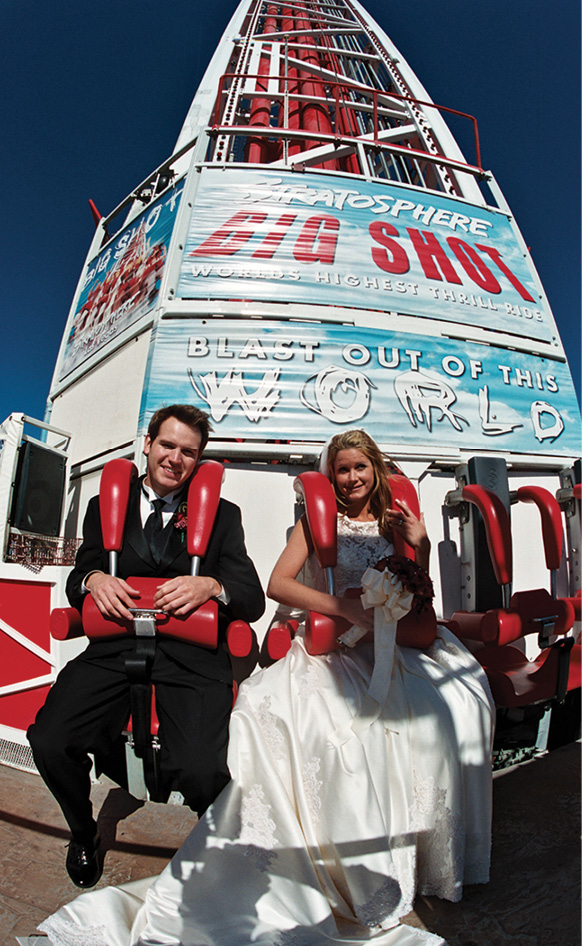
[28,404,265,888]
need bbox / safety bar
[295,470,425,575]
[462,485,512,591]
[99,459,138,576]
[187,460,224,575]
[82,579,219,645]
[74,457,226,640]
[516,486,563,598]
[98,457,224,578]
[446,484,512,605]
[51,602,259,661]
[281,471,437,657]
[265,619,299,662]
[226,619,255,658]
[388,474,421,561]
[294,471,337,593]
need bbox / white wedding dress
[39,516,495,946]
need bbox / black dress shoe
[66,834,102,888]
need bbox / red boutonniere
[174,502,188,541]
[374,554,434,614]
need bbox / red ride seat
[49,456,257,801]
[446,484,579,708]
[265,470,437,660]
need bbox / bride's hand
[387,499,431,570]
[337,594,374,632]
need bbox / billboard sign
[177,169,553,345]
[140,320,581,457]
[59,185,183,379]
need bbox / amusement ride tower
[0,0,579,769]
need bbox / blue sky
[2,0,579,426]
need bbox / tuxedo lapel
[159,506,190,571]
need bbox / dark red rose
[382,554,434,614]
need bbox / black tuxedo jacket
[66,476,265,682]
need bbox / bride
[38,430,494,946]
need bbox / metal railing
[208,70,483,176]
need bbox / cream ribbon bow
[338,566,414,705]
[328,567,414,750]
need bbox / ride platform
[2,742,579,946]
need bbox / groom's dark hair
[147,405,213,452]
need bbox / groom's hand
[85,572,140,620]
[153,575,222,617]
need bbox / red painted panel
[0,630,51,687]
[0,580,52,687]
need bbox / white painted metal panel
[49,333,151,465]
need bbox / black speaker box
[10,441,66,536]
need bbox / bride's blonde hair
[324,430,393,540]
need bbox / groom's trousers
[28,638,232,841]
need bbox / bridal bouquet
[338,555,433,649]
[373,555,434,614]
[337,555,434,708]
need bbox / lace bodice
[306,514,393,597]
